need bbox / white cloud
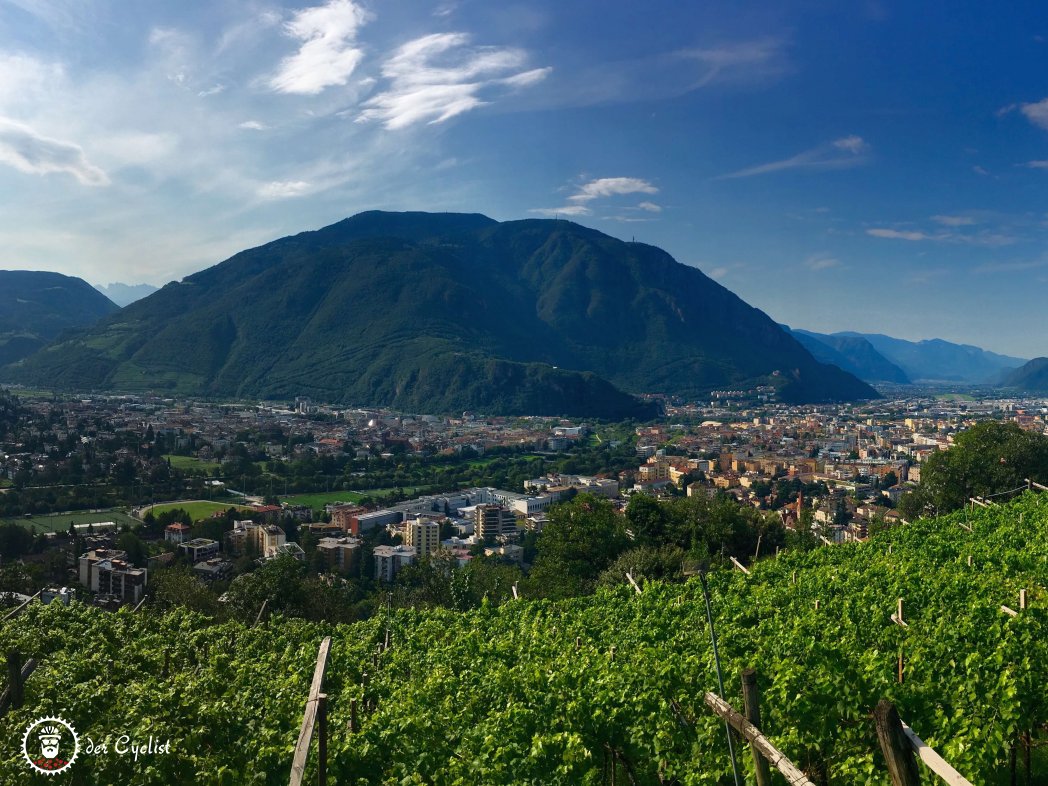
[676,38,789,89]
[637,201,662,212]
[1020,97,1048,130]
[358,32,550,129]
[258,180,311,198]
[716,136,869,179]
[568,177,658,203]
[238,120,267,130]
[269,0,371,95]
[0,116,108,185]
[528,205,590,217]
[931,214,976,226]
[1024,160,1048,169]
[197,84,225,97]
[866,228,932,241]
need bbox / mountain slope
[1003,357,1048,392]
[835,332,1025,383]
[786,327,909,383]
[2,212,876,414]
[0,270,119,366]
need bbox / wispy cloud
[531,177,659,217]
[867,226,1016,246]
[676,38,789,88]
[357,33,550,129]
[269,0,371,95]
[1023,160,1048,169]
[568,177,657,203]
[931,214,976,226]
[1020,97,1048,130]
[238,120,267,131]
[804,255,841,271]
[0,117,108,185]
[716,136,869,180]
[258,180,311,198]
[528,205,590,217]
[972,258,1048,274]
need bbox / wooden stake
[6,652,22,710]
[814,599,820,610]
[349,697,358,733]
[609,645,616,661]
[740,669,772,786]
[575,636,581,651]
[967,555,973,567]
[1019,589,1026,610]
[874,700,921,786]
[626,571,643,594]
[317,693,327,786]
[729,556,751,575]
[897,651,904,684]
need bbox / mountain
[1003,357,1048,392]
[834,332,1026,384]
[2,211,876,416]
[0,270,120,367]
[785,327,910,384]
[94,282,160,307]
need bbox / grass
[280,485,442,512]
[163,454,220,471]
[0,510,140,534]
[144,500,251,522]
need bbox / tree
[899,422,1048,516]
[223,555,308,622]
[116,532,147,567]
[526,494,630,599]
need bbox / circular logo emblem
[22,716,79,775]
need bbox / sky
[2,0,1048,357]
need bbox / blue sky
[2,0,1048,357]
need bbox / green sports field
[143,500,252,522]
[1,510,140,534]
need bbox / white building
[373,545,416,582]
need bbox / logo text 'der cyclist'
[21,716,173,774]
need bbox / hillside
[1,493,1046,784]
[786,327,910,383]
[1,212,874,414]
[1003,357,1048,392]
[0,270,119,366]
[835,331,1025,383]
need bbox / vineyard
[2,493,1048,784]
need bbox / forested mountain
[3,212,875,415]
[1003,357,1048,392]
[0,270,119,366]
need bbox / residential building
[179,538,220,563]
[474,504,518,543]
[78,548,147,604]
[405,518,440,559]
[373,544,416,582]
[164,523,190,544]
[316,536,362,574]
[228,520,288,559]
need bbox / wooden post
[1019,589,1026,610]
[702,693,816,786]
[729,556,751,575]
[740,669,772,786]
[6,651,23,710]
[253,598,268,627]
[898,650,904,684]
[575,636,581,651]
[317,693,327,786]
[874,700,921,786]
[289,637,332,786]
[967,555,972,567]
[350,697,358,733]
[898,598,904,626]
[609,645,616,661]
[792,570,797,585]
[626,571,643,594]
[512,582,519,599]
[814,599,820,610]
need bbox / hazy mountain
[785,327,910,384]
[0,270,119,367]
[834,332,1026,383]
[1003,358,1048,392]
[2,211,876,415]
[94,282,159,307]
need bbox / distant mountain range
[0,270,119,367]
[1,211,876,416]
[1003,358,1048,392]
[785,327,1026,384]
[93,282,159,307]
[783,328,910,384]
[834,332,1026,383]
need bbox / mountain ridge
[833,331,1025,383]
[0,270,119,367]
[783,327,910,383]
[2,212,877,415]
